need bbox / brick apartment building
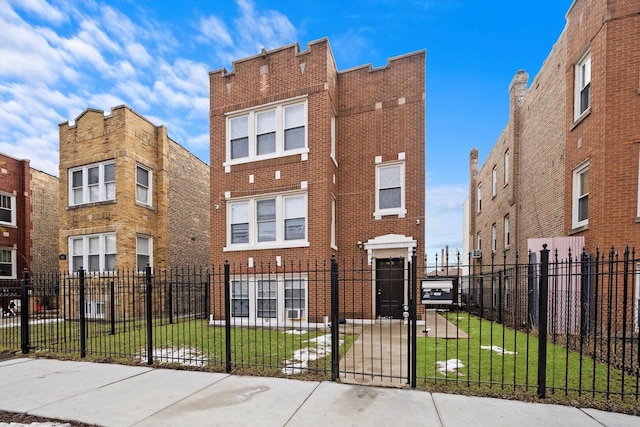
[468,0,640,263]
[210,39,425,322]
[0,153,58,311]
[58,105,210,277]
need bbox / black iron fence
[0,247,638,409]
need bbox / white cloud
[425,184,466,261]
[9,0,65,25]
[234,0,296,51]
[198,15,233,46]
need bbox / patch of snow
[480,345,517,355]
[436,358,464,376]
[281,333,343,375]
[136,347,207,367]
[284,329,308,335]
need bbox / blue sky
[0,0,571,259]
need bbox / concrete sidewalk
[1,358,638,427]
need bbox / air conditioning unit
[471,250,482,259]
[286,309,303,320]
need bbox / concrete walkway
[1,358,638,426]
[340,311,468,387]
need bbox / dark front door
[376,258,404,318]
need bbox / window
[330,197,336,249]
[136,165,152,206]
[0,248,15,279]
[504,215,510,248]
[69,161,115,206]
[492,166,497,197]
[257,280,277,318]
[285,279,306,319]
[226,193,307,250]
[504,150,509,185]
[69,233,116,273]
[136,235,152,272]
[375,162,405,218]
[574,52,591,119]
[226,100,307,164]
[231,280,249,318]
[0,193,16,226]
[84,300,105,319]
[477,185,482,213]
[477,233,482,251]
[572,163,589,228]
[228,275,308,321]
[491,224,497,253]
[330,114,336,164]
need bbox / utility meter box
[421,279,454,305]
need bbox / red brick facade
[469,0,640,260]
[210,39,425,321]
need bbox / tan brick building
[468,0,640,262]
[58,105,210,276]
[210,39,425,322]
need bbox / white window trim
[68,160,115,207]
[330,114,338,167]
[491,224,497,253]
[330,196,337,250]
[492,166,497,197]
[84,300,106,319]
[0,247,16,279]
[0,192,16,227]
[68,233,116,273]
[136,164,153,207]
[572,162,589,229]
[223,98,309,167]
[136,235,153,272]
[574,51,591,121]
[477,233,482,251]
[477,184,482,213]
[229,275,308,323]
[504,150,509,185]
[374,161,406,219]
[504,215,510,248]
[224,192,309,252]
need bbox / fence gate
[334,254,417,387]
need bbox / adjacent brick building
[468,0,640,261]
[209,39,425,322]
[58,105,210,275]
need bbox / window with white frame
[226,193,307,250]
[0,248,15,279]
[136,165,152,206]
[574,52,591,119]
[229,276,308,321]
[477,232,482,251]
[0,193,16,226]
[330,114,336,164]
[69,233,116,273]
[257,280,277,318]
[504,215,510,248]
[84,300,105,319]
[226,99,307,165]
[477,185,482,213]
[375,162,405,217]
[331,197,336,249]
[69,161,115,206]
[504,150,509,185]
[492,166,497,197]
[572,162,589,229]
[491,224,497,253]
[232,280,249,318]
[136,235,152,272]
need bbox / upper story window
[491,224,497,253]
[572,162,589,229]
[492,166,498,197]
[0,248,16,279]
[477,184,482,213]
[330,114,337,165]
[226,193,308,251]
[504,150,509,185]
[0,193,16,226]
[574,52,591,120]
[375,161,406,218]
[477,232,482,251]
[136,165,152,206]
[225,99,308,166]
[69,161,115,206]
[69,233,116,273]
